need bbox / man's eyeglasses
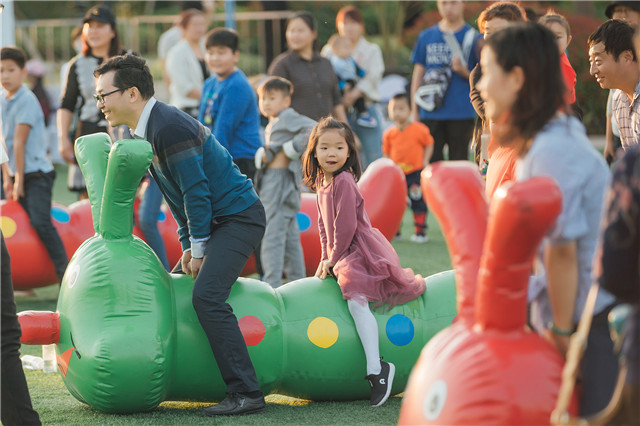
[93,88,130,104]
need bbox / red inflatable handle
[476,178,562,331]
[421,162,488,324]
[17,311,60,344]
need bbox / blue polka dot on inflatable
[157,210,166,222]
[297,212,311,232]
[386,314,414,346]
[51,206,70,223]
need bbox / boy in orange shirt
[383,93,434,243]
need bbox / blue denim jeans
[18,170,68,281]
[138,178,170,271]
[348,103,383,171]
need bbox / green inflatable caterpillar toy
[18,134,457,413]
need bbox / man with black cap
[606,1,640,24]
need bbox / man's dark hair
[257,76,293,97]
[94,54,155,100]
[588,19,637,61]
[205,28,239,51]
[1,46,27,69]
[391,92,410,104]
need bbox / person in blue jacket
[198,27,263,180]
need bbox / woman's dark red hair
[336,5,363,29]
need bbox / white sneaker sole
[372,363,395,407]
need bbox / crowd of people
[1,0,640,422]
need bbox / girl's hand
[317,260,335,279]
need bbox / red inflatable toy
[398,162,577,425]
[0,200,92,289]
[0,199,181,290]
[1,158,407,289]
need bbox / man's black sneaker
[366,360,395,407]
[202,392,266,416]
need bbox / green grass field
[14,165,452,425]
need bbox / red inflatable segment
[0,200,92,289]
[295,193,321,277]
[421,162,488,324]
[476,179,562,332]
[358,157,408,240]
[1,198,182,289]
[17,310,60,344]
[399,163,576,425]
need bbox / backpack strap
[442,26,478,69]
[461,28,478,64]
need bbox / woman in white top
[166,9,208,117]
[322,6,385,170]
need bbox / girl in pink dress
[302,117,425,407]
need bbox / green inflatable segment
[55,136,457,413]
[74,133,111,234]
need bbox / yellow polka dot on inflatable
[0,216,17,238]
[307,317,339,348]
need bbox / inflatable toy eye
[66,263,79,289]
[423,379,447,421]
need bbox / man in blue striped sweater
[94,54,266,417]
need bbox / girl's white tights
[347,296,382,376]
